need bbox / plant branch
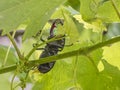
[11,70,17,90]
[0,65,17,74]
[28,36,120,65]
[7,33,23,59]
[0,36,120,74]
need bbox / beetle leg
[36,48,45,50]
[40,36,45,42]
[36,48,50,53]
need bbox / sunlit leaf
[103,42,120,69]
[0,0,66,39]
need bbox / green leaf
[103,42,120,69]
[0,0,24,12]
[32,45,103,90]
[77,29,101,44]
[24,0,66,39]
[89,49,103,65]
[62,11,80,44]
[97,0,120,22]
[80,0,120,22]
[33,46,120,90]
[21,38,39,60]
[0,0,66,39]
[72,17,84,34]
[32,59,76,90]
[52,7,81,44]
[80,0,96,21]
[0,45,17,66]
[0,73,11,90]
[64,0,80,12]
[75,50,120,90]
[101,59,120,89]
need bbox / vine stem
[29,36,120,65]
[0,36,120,74]
[0,65,17,74]
[7,33,23,60]
[11,70,17,90]
[110,0,120,19]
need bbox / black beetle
[37,19,65,73]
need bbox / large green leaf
[32,41,120,90]
[97,0,120,22]
[0,73,11,90]
[0,45,17,66]
[80,0,120,22]
[0,0,66,39]
[103,42,120,69]
[101,59,120,90]
[32,43,103,90]
[80,0,96,21]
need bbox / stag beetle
[37,19,65,73]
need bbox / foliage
[0,0,120,90]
